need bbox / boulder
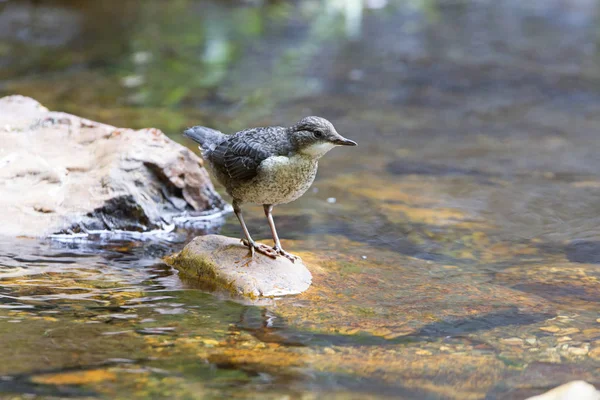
[165,235,312,297]
[0,95,226,237]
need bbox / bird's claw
[256,243,279,259]
[241,239,278,259]
[274,247,301,263]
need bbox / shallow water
[2,0,600,398]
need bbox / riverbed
[2,1,600,398]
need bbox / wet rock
[0,95,225,237]
[526,381,599,400]
[165,235,312,297]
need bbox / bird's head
[289,116,357,159]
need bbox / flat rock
[165,235,312,297]
[0,95,225,237]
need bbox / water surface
[2,0,600,398]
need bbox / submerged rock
[0,95,225,237]
[165,235,312,297]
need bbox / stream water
[2,0,600,399]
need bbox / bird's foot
[274,246,301,263]
[241,239,278,259]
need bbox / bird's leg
[233,200,277,259]
[263,204,301,263]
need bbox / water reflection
[0,236,181,308]
[2,0,598,130]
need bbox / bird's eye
[314,130,323,138]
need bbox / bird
[183,116,357,262]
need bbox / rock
[501,337,524,346]
[0,95,225,237]
[165,235,312,297]
[558,327,580,335]
[526,381,599,400]
[589,347,600,360]
[567,346,588,356]
[540,326,561,333]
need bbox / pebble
[415,350,432,356]
[559,328,580,335]
[327,197,337,204]
[540,326,560,333]
[541,349,561,363]
[501,337,524,346]
[556,315,574,321]
[583,328,600,336]
[588,347,600,359]
[568,347,589,356]
[201,339,220,347]
[557,336,572,342]
[525,338,537,345]
[323,347,336,355]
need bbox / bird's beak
[331,133,357,146]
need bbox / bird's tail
[183,126,226,155]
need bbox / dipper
[184,116,357,261]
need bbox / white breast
[230,154,318,205]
